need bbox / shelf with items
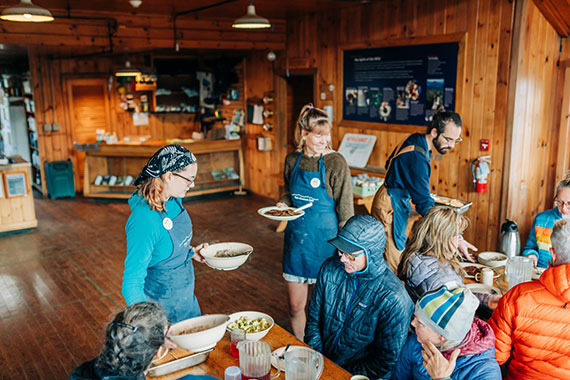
[83,139,244,199]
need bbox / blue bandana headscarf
[134,145,197,186]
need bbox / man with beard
[371,111,475,273]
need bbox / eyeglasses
[338,249,365,261]
[555,199,570,209]
[172,172,195,185]
[439,133,463,144]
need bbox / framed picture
[0,173,3,198]
[4,172,28,198]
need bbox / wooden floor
[0,193,292,380]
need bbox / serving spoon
[293,202,313,213]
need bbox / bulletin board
[338,34,466,131]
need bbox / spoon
[293,202,313,213]
[278,344,291,360]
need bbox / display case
[83,139,244,199]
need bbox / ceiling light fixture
[115,60,141,78]
[232,0,271,30]
[129,0,142,8]
[0,0,54,22]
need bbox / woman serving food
[277,104,354,339]
[122,144,209,323]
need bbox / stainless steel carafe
[499,219,521,258]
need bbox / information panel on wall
[342,42,459,126]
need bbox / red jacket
[489,264,570,380]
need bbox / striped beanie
[415,286,479,342]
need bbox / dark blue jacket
[305,215,414,380]
[391,334,501,380]
[385,133,433,250]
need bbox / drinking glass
[284,347,319,380]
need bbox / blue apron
[144,198,201,323]
[283,152,338,279]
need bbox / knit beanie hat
[415,286,479,342]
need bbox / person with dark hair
[305,215,413,379]
[122,145,210,324]
[490,218,570,380]
[522,170,570,268]
[69,302,218,380]
[276,103,354,340]
[371,111,476,273]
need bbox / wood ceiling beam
[533,0,570,36]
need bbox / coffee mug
[475,267,494,287]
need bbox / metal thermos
[499,219,521,258]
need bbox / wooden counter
[0,156,38,233]
[83,139,244,199]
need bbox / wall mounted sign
[5,172,27,198]
[342,42,459,127]
[338,133,377,168]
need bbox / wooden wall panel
[502,0,566,244]
[283,0,517,250]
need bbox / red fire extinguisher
[471,156,491,193]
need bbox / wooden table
[149,324,353,380]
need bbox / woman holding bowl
[122,144,208,323]
[277,104,354,339]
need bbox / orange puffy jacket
[489,264,570,380]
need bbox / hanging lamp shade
[115,61,141,78]
[232,2,271,29]
[1,0,54,22]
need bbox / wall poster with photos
[4,172,28,198]
[0,173,3,198]
[341,37,463,128]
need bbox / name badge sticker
[310,178,321,188]
[162,217,173,230]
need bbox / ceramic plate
[459,262,500,279]
[271,345,324,379]
[258,206,305,221]
[465,283,501,295]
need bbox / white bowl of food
[477,252,508,267]
[227,311,274,341]
[168,314,230,352]
[199,242,253,271]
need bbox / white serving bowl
[227,311,274,341]
[199,242,253,271]
[168,314,229,352]
[477,251,508,267]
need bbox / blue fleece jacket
[305,215,413,380]
[522,208,562,268]
[391,334,501,380]
[122,193,186,305]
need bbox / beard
[433,137,451,155]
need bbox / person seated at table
[69,302,218,380]
[391,286,501,380]
[305,215,413,380]
[398,207,500,311]
[489,219,570,380]
[522,171,570,268]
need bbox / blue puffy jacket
[391,334,501,380]
[305,215,414,380]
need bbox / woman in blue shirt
[122,145,208,323]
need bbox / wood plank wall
[282,0,517,251]
[28,49,245,193]
[502,0,567,243]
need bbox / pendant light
[1,0,54,22]
[232,0,271,30]
[115,60,141,78]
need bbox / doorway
[285,75,314,153]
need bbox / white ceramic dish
[199,242,253,271]
[168,314,229,353]
[258,206,305,221]
[271,345,324,379]
[477,251,508,267]
[227,311,274,341]
[465,283,501,295]
[459,262,500,279]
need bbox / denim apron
[283,152,338,279]
[144,198,200,323]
